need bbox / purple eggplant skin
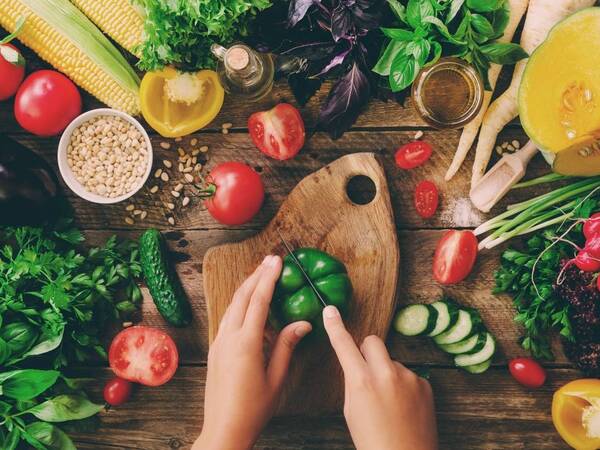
[0,134,60,225]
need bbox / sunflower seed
[161,172,169,182]
[126,204,135,211]
[182,196,190,207]
[150,185,159,194]
[163,160,172,169]
[160,142,171,149]
[125,217,134,225]
[184,173,194,183]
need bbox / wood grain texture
[204,153,400,414]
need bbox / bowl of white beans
[58,108,153,204]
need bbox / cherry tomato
[109,326,179,387]
[508,357,546,388]
[203,162,264,226]
[584,213,600,240]
[433,230,478,285]
[103,377,133,406]
[248,103,305,160]
[574,250,600,272]
[14,70,82,136]
[414,180,439,218]
[0,43,25,100]
[395,141,433,169]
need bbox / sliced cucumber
[463,358,491,374]
[433,309,480,345]
[438,331,486,355]
[455,333,495,367]
[427,300,459,337]
[394,304,438,336]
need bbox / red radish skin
[584,213,600,240]
[586,234,600,258]
[574,251,600,273]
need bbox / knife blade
[277,229,328,308]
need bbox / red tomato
[248,103,305,160]
[584,213,600,240]
[508,357,546,388]
[395,141,433,169]
[108,326,179,387]
[103,377,133,406]
[574,251,600,273]
[14,70,82,136]
[433,230,478,285]
[414,180,439,218]
[204,162,264,226]
[0,43,25,100]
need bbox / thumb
[267,321,312,391]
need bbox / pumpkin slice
[519,7,600,175]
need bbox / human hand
[323,305,438,450]
[194,255,312,450]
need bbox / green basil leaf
[29,395,104,422]
[2,369,60,400]
[2,426,20,450]
[9,329,64,365]
[489,2,510,38]
[373,40,408,76]
[1,322,38,356]
[454,11,471,40]
[0,337,10,365]
[428,41,442,66]
[480,42,528,64]
[26,422,76,450]
[471,14,494,38]
[466,0,503,12]
[20,430,46,450]
[406,0,435,29]
[423,16,466,45]
[406,39,431,65]
[387,0,407,23]
[389,51,421,92]
[381,27,414,41]
[60,376,95,391]
[447,0,465,22]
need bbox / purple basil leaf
[314,45,351,77]
[331,3,354,41]
[317,62,370,139]
[288,0,321,28]
[288,73,323,105]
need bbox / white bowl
[57,108,153,204]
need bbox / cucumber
[433,309,481,345]
[427,300,459,337]
[463,359,491,374]
[454,333,495,367]
[139,229,192,327]
[438,331,486,355]
[394,304,438,336]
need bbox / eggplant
[0,134,60,225]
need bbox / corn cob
[0,0,140,115]
[71,0,143,56]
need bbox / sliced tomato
[108,326,178,387]
[433,230,478,285]
[414,180,439,219]
[395,141,433,169]
[248,103,305,160]
[0,43,25,101]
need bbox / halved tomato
[248,103,305,160]
[432,230,478,285]
[415,180,439,219]
[108,326,179,387]
[395,141,433,169]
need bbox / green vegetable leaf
[480,42,528,64]
[447,0,465,22]
[387,0,407,23]
[30,395,104,422]
[1,369,60,400]
[470,14,494,38]
[466,0,504,12]
[406,0,435,29]
[389,51,420,92]
[1,426,20,450]
[26,422,76,450]
[422,16,466,45]
[381,27,414,41]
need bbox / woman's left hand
[194,255,312,450]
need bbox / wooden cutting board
[203,152,400,415]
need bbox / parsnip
[471,0,596,188]
[445,0,529,182]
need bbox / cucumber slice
[394,304,438,336]
[438,331,486,355]
[427,300,459,337]
[463,358,491,374]
[433,309,479,345]
[455,333,495,367]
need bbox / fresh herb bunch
[251,0,402,139]
[493,199,598,360]
[0,221,142,369]
[374,0,528,91]
[134,0,273,71]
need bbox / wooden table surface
[0,46,573,449]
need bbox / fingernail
[266,255,280,267]
[323,305,339,319]
[294,322,312,338]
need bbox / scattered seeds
[222,128,229,135]
[141,211,148,220]
[166,202,175,210]
[177,147,185,157]
[200,145,208,153]
[495,146,503,155]
[126,204,135,212]
[182,196,190,207]
[183,167,193,174]
[511,140,520,149]
[179,163,184,172]
[174,183,183,192]
[175,137,182,142]
[222,122,233,129]
[154,168,163,178]
[125,217,134,225]
[190,138,198,146]
[414,130,424,140]
[133,209,142,216]
[150,185,159,194]
[507,144,515,152]
[191,156,197,165]
[160,142,171,149]
[163,160,173,169]
[171,190,181,198]
[192,148,200,156]
[184,173,194,183]
[194,163,202,172]
[161,172,169,182]
[168,217,175,226]
[122,321,133,328]
[501,142,509,149]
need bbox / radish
[585,234,600,259]
[574,250,600,272]
[471,0,596,187]
[584,213,600,240]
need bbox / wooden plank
[69,366,574,449]
[8,128,551,231]
[83,228,569,365]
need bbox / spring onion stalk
[512,173,571,189]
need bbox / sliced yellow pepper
[140,67,224,138]
[553,379,600,450]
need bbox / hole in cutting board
[346,175,376,205]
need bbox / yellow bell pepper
[140,67,224,138]
[553,379,600,450]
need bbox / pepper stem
[192,182,217,199]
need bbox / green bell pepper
[271,248,352,333]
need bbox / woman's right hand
[322,305,438,450]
